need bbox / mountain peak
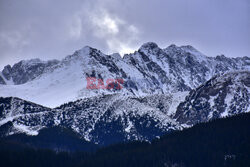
[165,44,197,52]
[164,44,181,53]
[20,58,43,66]
[180,45,196,51]
[66,46,100,61]
[139,42,159,51]
[78,46,96,54]
[168,44,177,48]
[110,53,121,59]
[81,45,94,51]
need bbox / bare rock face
[0,76,5,85]
[2,65,12,80]
[1,59,59,85]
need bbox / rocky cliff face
[174,71,250,125]
[0,59,59,85]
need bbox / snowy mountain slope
[174,71,250,125]
[0,47,134,107]
[0,72,249,145]
[0,42,249,108]
[0,94,183,145]
[56,93,184,144]
[0,97,54,136]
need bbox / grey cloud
[0,0,249,69]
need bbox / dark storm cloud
[0,0,249,69]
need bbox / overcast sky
[0,0,249,69]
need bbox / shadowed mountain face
[1,112,249,167]
[0,124,98,152]
[0,95,182,145]
[175,71,250,125]
[75,112,250,167]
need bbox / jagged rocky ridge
[0,59,59,85]
[0,42,249,146]
[0,42,249,107]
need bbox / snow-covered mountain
[0,94,185,145]
[0,97,54,136]
[55,93,187,145]
[0,71,249,145]
[174,71,250,125]
[0,42,249,107]
[0,42,249,146]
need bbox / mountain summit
[0,42,249,107]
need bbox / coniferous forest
[0,113,249,167]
